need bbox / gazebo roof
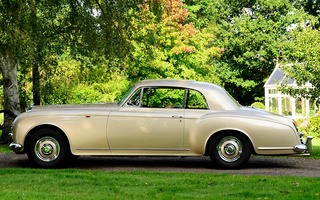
[264,65,295,88]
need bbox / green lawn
[0,169,319,199]
[0,130,11,153]
[310,138,320,159]
[0,144,11,153]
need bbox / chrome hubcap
[34,137,60,162]
[217,136,243,162]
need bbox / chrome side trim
[259,135,313,155]
[257,147,293,150]
[76,148,110,150]
[110,148,191,151]
[76,148,191,151]
[286,153,311,157]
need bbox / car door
[106,87,186,155]
[183,89,213,154]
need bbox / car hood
[27,103,119,112]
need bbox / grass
[0,144,11,153]
[309,138,320,159]
[0,130,11,153]
[0,169,319,199]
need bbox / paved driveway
[1,153,319,177]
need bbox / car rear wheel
[209,132,251,169]
[27,128,68,168]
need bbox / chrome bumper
[9,142,23,152]
[292,135,313,157]
[8,133,24,152]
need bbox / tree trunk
[31,0,41,106]
[0,50,20,144]
[32,62,41,105]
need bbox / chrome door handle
[172,115,183,118]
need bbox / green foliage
[279,26,320,101]
[126,0,221,84]
[251,102,265,110]
[183,0,317,105]
[2,0,320,112]
[39,51,131,105]
[298,113,320,138]
[0,144,11,153]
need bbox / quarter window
[186,90,208,109]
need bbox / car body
[9,79,313,168]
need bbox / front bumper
[9,142,23,152]
[291,134,313,157]
[8,133,24,152]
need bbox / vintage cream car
[9,79,313,168]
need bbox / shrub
[251,102,265,110]
[298,113,320,138]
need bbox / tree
[37,0,145,105]
[0,0,27,143]
[293,0,320,28]
[278,26,320,101]
[0,0,96,143]
[183,0,316,105]
[125,0,221,83]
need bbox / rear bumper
[291,135,313,157]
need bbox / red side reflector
[86,115,90,118]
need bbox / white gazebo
[264,64,319,118]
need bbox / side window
[126,89,142,107]
[187,90,208,109]
[142,88,185,108]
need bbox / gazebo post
[291,97,296,118]
[265,87,269,112]
[278,91,282,115]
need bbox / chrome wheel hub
[34,137,60,162]
[217,136,243,162]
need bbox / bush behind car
[298,113,320,139]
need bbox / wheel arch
[24,124,72,154]
[204,129,256,156]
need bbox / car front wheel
[209,132,251,169]
[27,128,68,168]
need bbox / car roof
[132,79,240,110]
[135,79,216,90]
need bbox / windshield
[118,86,135,106]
